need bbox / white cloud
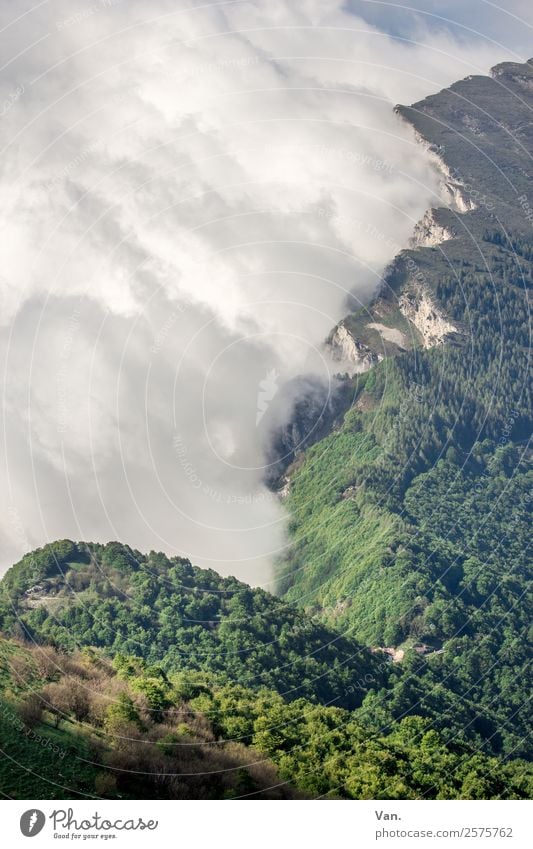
[0,0,521,582]
[349,0,532,58]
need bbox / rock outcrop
[410,209,455,248]
[436,157,477,213]
[327,322,382,374]
[401,122,477,213]
[398,286,458,348]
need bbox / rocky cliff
[326,61,533,376]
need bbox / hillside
[1,635,531,800]
[1,60,532,802]
[277,60,533,759]
[0,539,383,710]
[0,636,297,799]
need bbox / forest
[0,633,531,800]
[1,59,531,801]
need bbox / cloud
[0,0,521,582]
[349,0,532,56]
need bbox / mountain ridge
[0,538,384,710]
[1,60,531,800]
[325,57,533,371]
[276,58,532,759]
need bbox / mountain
[0,539,383,710]
[0,635,297,800]
[1,633,531,800]
[277,60,533,759]
[1,61,532,801]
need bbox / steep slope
[0,636,298,800]
[278,60,533,758]
[0,540,383,710]
[1,635,531,800]
[327,59,533,370]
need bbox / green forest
[277,60,533,778]
[0,59,532,801]
[0,631,531,800]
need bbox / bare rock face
[327,322,382,374]
[398,286,458,348]
[405,125,477,213]
[433,156,476,213]
[410,209,455,248]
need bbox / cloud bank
[0,0,523,583]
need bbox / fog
[0,0,524,584]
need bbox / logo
[20,810,46,837]
[50,808,158,833]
